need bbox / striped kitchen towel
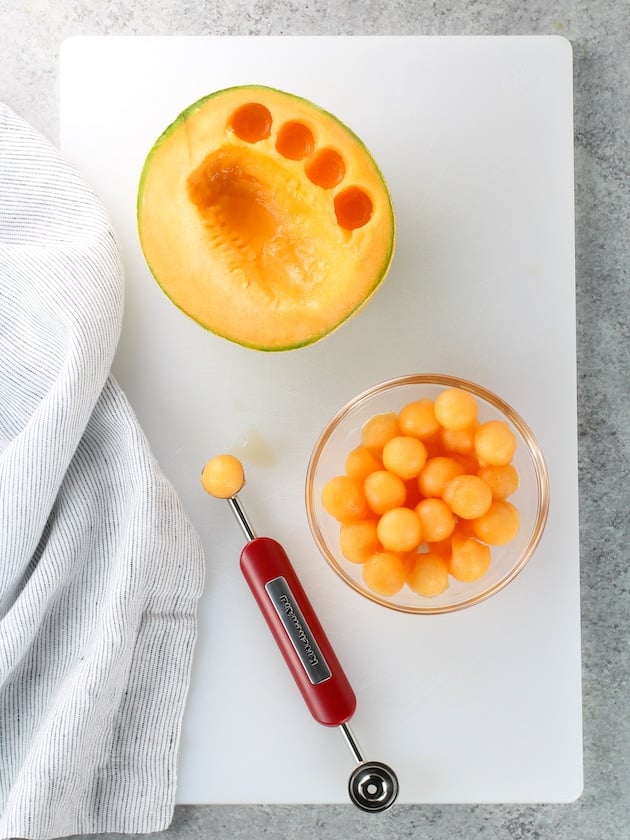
[0,103,205,838]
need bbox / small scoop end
[201,454,245,498]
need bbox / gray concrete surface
[1,1,628,838]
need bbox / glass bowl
[305,373,549,614]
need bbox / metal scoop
[201,456,399,812]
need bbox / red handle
[239,536,357,727]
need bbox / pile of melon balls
[320,387,521,599]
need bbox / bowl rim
[305,372,550,615]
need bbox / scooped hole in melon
[334,186,373,230]
[305,148,346,189]
[276,120,315,160]
[228,102,273,142]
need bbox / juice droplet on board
[232,428,276,466]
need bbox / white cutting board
[59,35,582,804]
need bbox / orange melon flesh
[137,85,395,351]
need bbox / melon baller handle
[228,494,399,813]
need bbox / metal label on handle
[265,576,332,685]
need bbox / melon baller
[201,457,399,813]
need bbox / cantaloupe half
[137,85,395,351]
